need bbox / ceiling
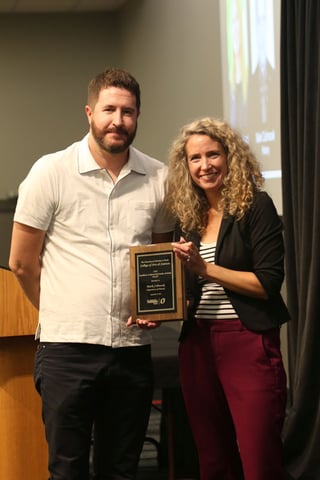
[0,0,129,13]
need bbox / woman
[165,117,290,480]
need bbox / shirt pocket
[127,201,156,240]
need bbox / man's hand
[127,316,162,329]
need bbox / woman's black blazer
[176,191,291,333]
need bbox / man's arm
[9,222,46,310]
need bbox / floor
[137,389,199,480]
[137,398,167,479]
[89,388,199,480]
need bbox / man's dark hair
[87,67,141,112]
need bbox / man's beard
[91,121,137,154]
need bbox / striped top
[194,242,238,320]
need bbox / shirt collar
[78,134,101,173]
[126,147,147,175]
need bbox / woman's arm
[172,240,268,299]
[172,193,284,301]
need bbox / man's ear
[85,105,92,124]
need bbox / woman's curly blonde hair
[165,117,264,235]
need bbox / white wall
[0,0,222,198]
[119,0,222,163]
[0,12,118,198]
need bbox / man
[9,68,174,480]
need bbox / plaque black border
[130,243,186,322]
[136,249,176,314]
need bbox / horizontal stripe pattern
[195,243,238,320]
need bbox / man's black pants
[34,342,153,480]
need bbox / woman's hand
[171,237,206,276]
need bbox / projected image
[226,0,249,127]
[221,0,282,212]
[249,0,276,134]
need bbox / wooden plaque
[130,243,187,322]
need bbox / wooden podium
[0,267,48,479]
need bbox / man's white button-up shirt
[14,136,174,347]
